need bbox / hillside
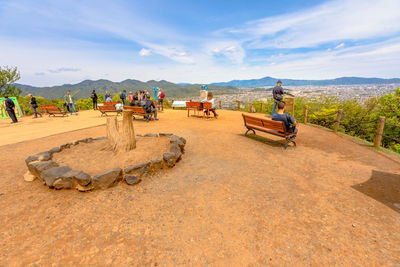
[212,76,400,88]
[16,79,237,100]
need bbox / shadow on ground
[352,170,400,213]
[242,133,295,149]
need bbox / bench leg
[245,129,256,136]
[284,136,297,149]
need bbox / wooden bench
[39,105,67,117]
[186,102,202,117]
[124,106,153,121]
[202,102,217,119]
[103,102,118,106]
[98,104,122,116]
[242,113,297,149]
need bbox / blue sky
[0,0,400,86]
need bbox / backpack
[160,92,165,98]
[286,113,296,132]
[90,93,95,99]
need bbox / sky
[0,0,400,86]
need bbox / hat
[277,80,282,84]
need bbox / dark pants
[204,108,218,117]
[158,98,164,111]
[272,101,277,114]
[7,109,18,123]
[93,99,98,110]
[122,99,126,106]
[31,105,42,117]
[146,108,158,119]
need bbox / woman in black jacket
[28,94,42,118]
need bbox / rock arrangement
[24,133,186,192]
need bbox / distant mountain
[211,76,400,88]
[16,79,236,100]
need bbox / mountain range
[17,79,236,100]
[211,76,400,87]
[16,76,400,100]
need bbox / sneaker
[154,118,159,121]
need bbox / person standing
[28,94,42,118]
[128,91,134,105]
[64,90,77,115]
[120,90,127,106]
[91,90,98,110]
[105,90,112,103]
[157,88,165,111]
[272,80,294,114]
[4,95,18,123]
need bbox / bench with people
[186,92,218,119]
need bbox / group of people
[89,88,165,112]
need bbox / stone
[28,160,59,179]
[149,158,163,173]
[170,142,182,155]
[72,140,80,145]
[125,162,150,174]
[163,152,178,168]
[62,170,91,186]
[170,135,186,152]
[48,147,61,154]
[53,177,75,190]
[170,135,186,145]
[40,166,72,187]
[60,142,72,149]
[76,183,94,192]
[159,133,173,137]
[125,175,142,185]
[92,168,123,189]
[25,155,39,165]
[136,134,143,137]
[94,136,107,141]
[144,133,159,137]
[24,171,36,182]
[36,151,52,161]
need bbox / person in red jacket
[157,88,165,111]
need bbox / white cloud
[221,0,400,49]
[139,48,151,56]
[335,43,345,49]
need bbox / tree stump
[118,110,136,151]
[105,111,136,152]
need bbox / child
[201,92,218,118]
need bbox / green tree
[0,66,21,96]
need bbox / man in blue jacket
[272,101,298,134]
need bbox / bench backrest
[203,102,212,108]
[99,105,116,111]
[40,105,57,109]
[103,102,118,106]
[242,113,286,133]
[47,107,63,113]
[186,102,201,108]
[124,106,146,113]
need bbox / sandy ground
[0,109,400,266]
[53,138,170,176]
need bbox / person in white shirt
[201,92,218,118]
[115,101,124,111]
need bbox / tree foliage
[0,66,21,96]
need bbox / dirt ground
[0,109,399,266]
[53,138,170,176]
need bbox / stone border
[24,133,186,192]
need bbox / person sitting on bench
[201,92,218,117]
[143,95,159,121]
[272,101,298,135]
[115,101,124,111]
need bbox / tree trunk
[118,110,136,151]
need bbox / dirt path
[0,109,399,266]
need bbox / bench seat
[242,113,296,149]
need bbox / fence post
[333,109,343,133]
[374,116,386,148]
[304,105,308,124]
[22,106,26,116]
[219,100,222,109]
[260,102,263,113]
[237,100,241,111]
